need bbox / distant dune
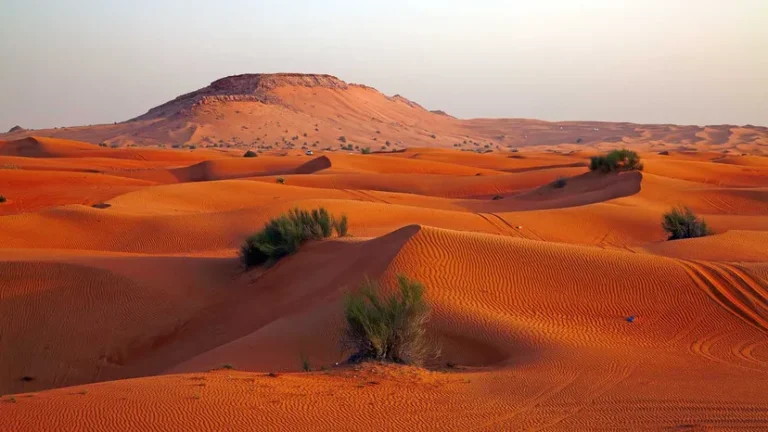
[2,73,766,155]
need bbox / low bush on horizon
[241,207,349,268]
[243,150,257,158]
[341,275,438,366]
[276,176,285,184]
[360,147,372,154]
[0,194,6,203]
[589,149,643,173]
[662,206,712,240]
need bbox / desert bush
[339,136,347,143]
[276,176,285,184]
[492,194,503,200]
[334,214,348,236]
[552,177,567,188]
[0,195,6,203]
[240,207,348,268]
[589,149,643,173]
[662,206,711,240]
[430,134,437,139]
[361,147,372,154]
[243,150,257,158]
[342,275,437,366]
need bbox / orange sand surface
[1,134,767,431]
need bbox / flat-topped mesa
[133,73,350,120]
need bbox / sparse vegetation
[341,275,438,366]
[276,176,286,184]
[221,364,234,370]
[300,353,312,372]
[241,207,348,268]
[361,147,372,154]
[339,136,347,143]
[552,177,567,188]
[334,214,349,237]
[0,195,6,204]
[492,195,503,200]
[662,206,712,240]
[589,149,643,173]
[243,150,258,157]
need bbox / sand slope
[1,141,767,430]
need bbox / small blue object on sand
[626,315,636,323]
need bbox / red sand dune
[1,77,768,430]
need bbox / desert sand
[1,75,767,431]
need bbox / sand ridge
[1,134,767,430]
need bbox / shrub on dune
[360,147,372,154]
[341,275,438,366]
[243,150,257,157]
[0,194,6,203]
[276,176,286,184]
[662,206,712,240]
[334,214,348,237]
[240,207,348,268]
[589,149,643,173]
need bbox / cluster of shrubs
[662,206,711,240]
[240,207,348,268]
[243,150,258,158]
[342,274,437,366]
[589,149,643,173]
[360,147,372,154]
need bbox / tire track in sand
[677,259,768,372]
[677,259,768,335]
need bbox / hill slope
[2,73,767,154]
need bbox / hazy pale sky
[1,0,766,130]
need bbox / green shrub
[0,195,6,203]
[339,136,347,143]
[361,147,372,155]
[341,275,438,366]
[662,207,711,240]
[334,214,348,236]
[241,207,347,268]
[300,353,312,372]
[243,150,257,158]
[589,149,643,173]
[552,177,567,188]
[276,176,285,184]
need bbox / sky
[1,0,766,130]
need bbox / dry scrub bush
[342,275,438,366]
[241,207,348,268]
